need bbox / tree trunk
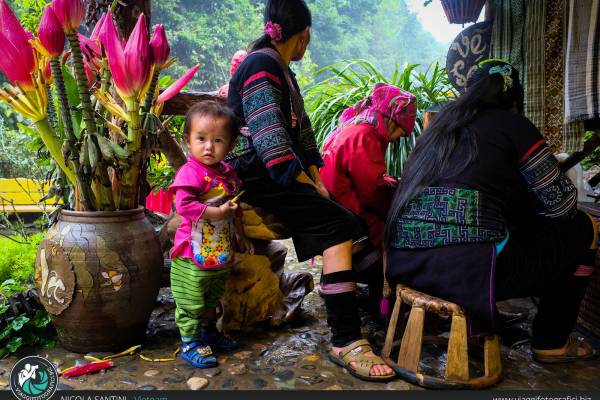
[114,0,152,38]
[85,0,151,37]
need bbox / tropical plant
[0,0,199,211]
[0,279,54,359]
[305,59,455,176]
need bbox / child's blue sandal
[201,329,239,351]
[180,341,218,368]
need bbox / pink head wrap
[264,21,283,41]
[331,84,417,143]
[230,50,248,76]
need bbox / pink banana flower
[38,6,65,57]
[90,12,108,41]
[0,1,35,90]
[157,64,199,104]
[51,0,84,34]
[149,24,170,68]
[101,12,151,100]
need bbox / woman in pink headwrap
[218,50,248,97]
[321,83,417,251]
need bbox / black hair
[383,60,524,247]
[183,100,240,142]
[251,0,312,51]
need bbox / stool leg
[382,296,402,359]
[484,335,502,377]
[445,313,469,381]
[398,305,424,372]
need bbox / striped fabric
[523,0,545,134]
[491,0,525,75]
[170,257,231,339]
[519,141,577,219]
[564,0,600,124]
[492,0,587,152]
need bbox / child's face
[186,115,233,167]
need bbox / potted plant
[0,0,198,351]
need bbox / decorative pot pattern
[35,207,162,352]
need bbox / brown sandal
[328,339,396,382]
[532,336,598,364]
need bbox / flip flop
[532,336,598,364]
[328,339,396,382]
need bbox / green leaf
[0,305,8,315]
[31,310,51,328]
[0,325,12,341]
[0,347,9,359]
[11,315,30,331]
[6,336,23,352]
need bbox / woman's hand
[313,180,330,199]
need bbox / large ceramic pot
[35,207,162,352]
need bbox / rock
[95,377,112,386]
[187,377,209,390]
[302,354,320,363]
[123,365,137,373]
[253,378,267,388]
[204,368,221,378]
[221,253,284,331]
[301,364,316,370]
[325,384,343,390]
[58,383,74,390]
[228,363,248,375]
[297,375,323,385]
[138,385,157,390]
[386,381,412,390]
[320,371,335,379]
[252,344,268,352]
[273,369,294,382]
[120,378,137,385]
[144,369,160,377]
[250,366,274,375]
[218,356,229,364]
[221,379,235,388]
[338,378,354,387]
[233,351,253,360]
[161,376,185,384]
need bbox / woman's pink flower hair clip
[264,20,283,41]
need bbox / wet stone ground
[0,239,599,390]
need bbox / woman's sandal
[532,336,598,364]
[328,339,396,382]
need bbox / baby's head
[184,100,240,167]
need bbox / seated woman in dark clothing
[385,59,597,363]
[226,0,394,381]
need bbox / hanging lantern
[441,0,486,24]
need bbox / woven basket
[577,202,600,337]
[441,0,486,24]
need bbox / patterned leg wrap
[320,270,362,347]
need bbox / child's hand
[219,200,238,219]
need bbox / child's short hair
[183,100,240,142]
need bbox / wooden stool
[382,283,502,389]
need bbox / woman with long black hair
[226,0,394,380]
[385,59,597,362]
